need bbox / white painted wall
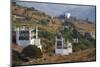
[55,49,70,55]
[17,40,31,47]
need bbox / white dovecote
[55,33,72,55]
[16,26,42,49]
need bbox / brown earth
[72,21,95,34]
[21,48,96,65]
[11,43,24,53]
[11,43,96,65]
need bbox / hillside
[11,2,96,65]
[12,2,64,54]
[72,21,95,34]
[12,2,63,33]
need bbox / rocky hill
[11,2,96,65]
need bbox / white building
[16,26,42,49]
[65,13,71,19]
[55,33,72,55]
[62,12,71,21]
[90,32,95,39]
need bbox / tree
[22,45,42,58]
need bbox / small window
[57,41,62,49]
[57,41,62,46]
[19,31,29,40]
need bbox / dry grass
[72,21,95,33]
[11,43,96,65]
[12,4,96,65]
[22,48,96,65]
[11,43,24,53]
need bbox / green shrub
[22,45,42,58]
[40,19,49,25]
[12,49,22,65]
[39,31,55,41]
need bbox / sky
[15,1,96,23]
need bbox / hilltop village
[12,2,96,65]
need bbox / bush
[61,29,72,42]
[12,49,22,65]
[40,19,49,25]
[39,31,55,41]
[22,45,42,58]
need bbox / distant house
[55,33,72,55]
[65,13,71,19]
[85,32,92,40]
[90,32,95,39]
[84,32,95,40]
[15,26,42,49]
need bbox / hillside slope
[21,48,96,65]
[11,2,96,65]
